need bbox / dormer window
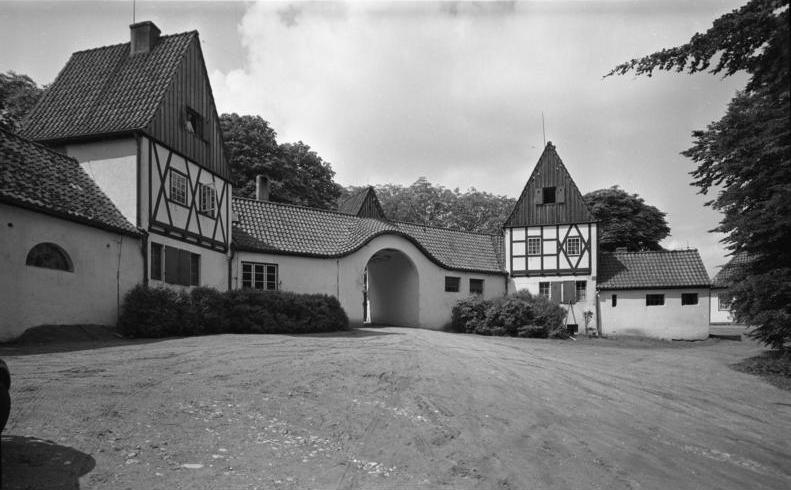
[185,107,204,139]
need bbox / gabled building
[597,249,711,339]
[0,129,143,340]
[21,21,231,291]
[503,142,598,334]
[338,186,387,220]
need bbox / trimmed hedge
[450,290,568,339]
[118,285,349,338]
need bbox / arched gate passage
[364,248,419,327]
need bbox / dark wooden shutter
[562,280,576,304]
[550,282,562,304]
[165,246,179,284]
[190,253,200,286]
[534,187,543,204]
[556,185,565,203]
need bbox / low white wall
[0,204,144,341]
[598,288,710,340]
[710,289,738,324]
[234,234,507,329]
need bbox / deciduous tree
[583,186,670,252]
[609,0,790,348]
[0,71,44,131]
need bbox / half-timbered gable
[504,142,597,278]
[20,21,232,290]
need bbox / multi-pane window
[150,243,199,286]
[539,282,550,298]
[565,236,581,256]
[26,242,73,271]
[469,279,484,295]
[185,107,204,139]
[169,169,188,206]
[681,293,699,306]
[242,262,278,290]
[445,276,460,292]
[575,281,586,302]
[718,294,732,311]
[527,237,541,256]
[198,183,216,217]
[646,294,665,306]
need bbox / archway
[364,248,419,327]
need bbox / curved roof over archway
[232,197,505,275]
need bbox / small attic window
[185,107,204,139]
[542,186,556,204]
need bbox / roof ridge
[71,30,197,55]
[391,218,501,238]
[607,248,700,254]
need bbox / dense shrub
[451,290,568,339]
[119,286,349,338]
[118,285,186,338]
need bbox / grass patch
[731,350,791,391]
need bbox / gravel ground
[1,328,790,489]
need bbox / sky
[0,0,749,275]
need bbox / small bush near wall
[451,290,567,339]
[119,285,349,338]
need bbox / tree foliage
[583,186,670,252]
[610,0,790,348]
[0,71,44,131]
[342,178,515,235]
[220,113,342,209]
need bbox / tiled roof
[597,249,710,290]
[712,252,752,288]
[20,32,195,142]
[0,129,138,236]
[233,198,505,274]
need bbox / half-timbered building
[20,21,231,291]
[503,142,598,334]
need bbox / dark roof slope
[598,249,710,290]
[20,32,195,142]
[233,198,505,274]
[338,186,387,220]
[504,142,595,227]
[0,129,138,236]
[712,252,752,288]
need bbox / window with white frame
[198,183,216,217]
[527,237,541,256]
[575,281,586,301]
[565,236,581,256]
[242,262,278,290]
[169,169,188,206]
[539,282,550,298]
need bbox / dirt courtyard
[1,328,789,489]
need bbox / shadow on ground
[286,327,404,339]
[731,350,791,391]
[1,435,95,489]
[0,325,169,357]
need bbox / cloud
[209,0,747,273]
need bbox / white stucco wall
[0,204,144,341]
[510,275,598,334]
[710,289,740,324]
[234,234,507,329]
[598,288,710,340]
[65,139,139,227]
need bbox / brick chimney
[256,175,270,201]
[130,21,161,55]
